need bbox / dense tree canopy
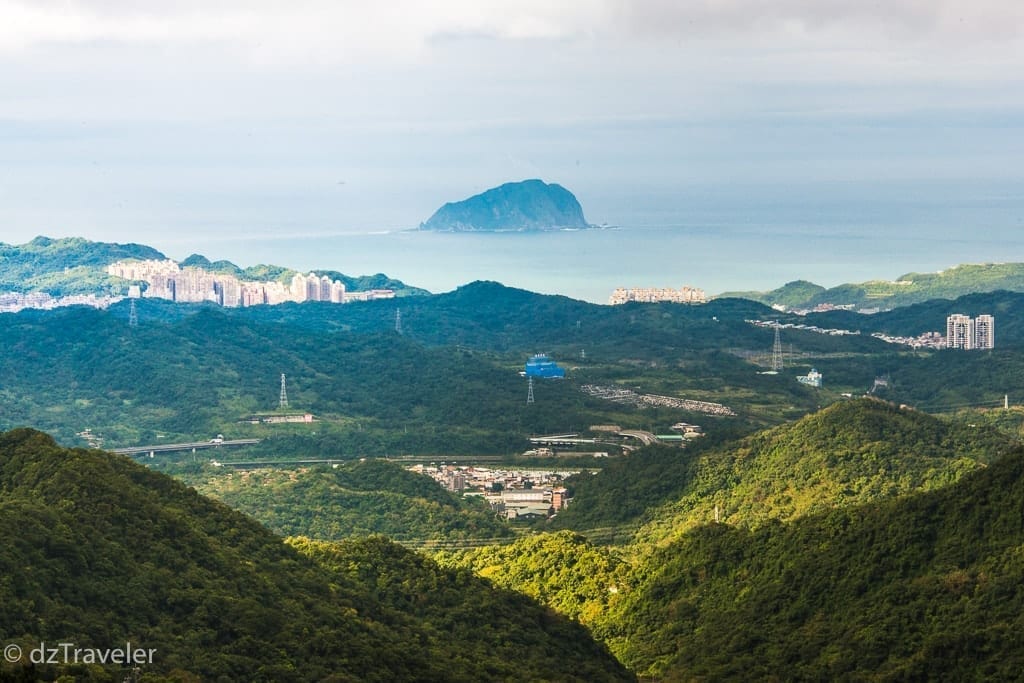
[0,429,633,682]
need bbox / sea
[151,181,1024,304]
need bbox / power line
[771,323,783,371]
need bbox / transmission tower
[395,308,403,335]
[279,373,289,409]
[527,377,535,404]
[128,299,138,328]
[771,324,783,371]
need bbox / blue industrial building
[524,354,566,379]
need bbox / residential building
[975,314,995,349]
[946,313,974,349]
[946,313,995,350]
[609,286,706,305]
[109,260,359,308]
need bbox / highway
[112,439,261,455]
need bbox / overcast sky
[1,0,1022,255]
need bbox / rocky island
[420,179,591,232]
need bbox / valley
[3,241,1024,680]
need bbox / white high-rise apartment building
[946,313,995,350]
[974,314,995,349]
[946,314,973,349]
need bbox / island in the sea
[419,179,592,232]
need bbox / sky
[1,1,1023,272]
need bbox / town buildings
[409,464,574,520]
[609,286,707,305]
[0,292,121,313]
[946,313,995,350]
[107,259,394,307]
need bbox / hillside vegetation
[0,236,163,295]
[723,262,1024,310]
[2,281,1022,458]
[632,399,1009,545]
[549,400,1010,543]
[439,401,1019,675]
[0,428,631,682]
[437,531,628,622]
[600,448,1024,680]
[180,253,427,296]
[186,460,513,543]
[0,288,863,452]
[0,236,424,298]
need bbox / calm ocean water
[160,184,1024,303]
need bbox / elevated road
[112,439,261,455]
[616,429,659,446]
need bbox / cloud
[1,0,1020,126]
[0,1,607,64]
[609,0,1024,43]
[1,0,1020,59]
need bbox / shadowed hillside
[601,449,1024,680]
[0,429,632,682]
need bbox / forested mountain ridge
[722,262,1024,311]
[7,233,1024,318]
[0,294,842,451]
[179,252,428,296]
[0,235,424,297]
[550,399,1011,541]
[630,398,1011,545]
[3,282,1023,455]
[807,288,1024,343]
[0,428,633,682]
[440,401,1023,679]
[187,460,514,543]
[0,235,163,295]
[599,447,1024,680]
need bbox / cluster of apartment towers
[107,259,394,307]
[608,286,707,305]
[946,313,995,350]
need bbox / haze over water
[148,180,1024,304]
[4,4,1023,304]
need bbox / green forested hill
[3,282,1022,457]
[440,401,1022,679]
[551,399,1010,541]
[808,288,1024,347]
[293,536,629,682]
[723,262,1024,311]
[179,252,428,295]
[601,448,1024,680]
[230,281,887,355]
[0,304,618,451]
[0,428,632,682]
[0,292,860,452]
[437,531,628,624]
[0,236,426,298]
[631,399,1010,545]
[0,236,164,295]
[187,460,513,543]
